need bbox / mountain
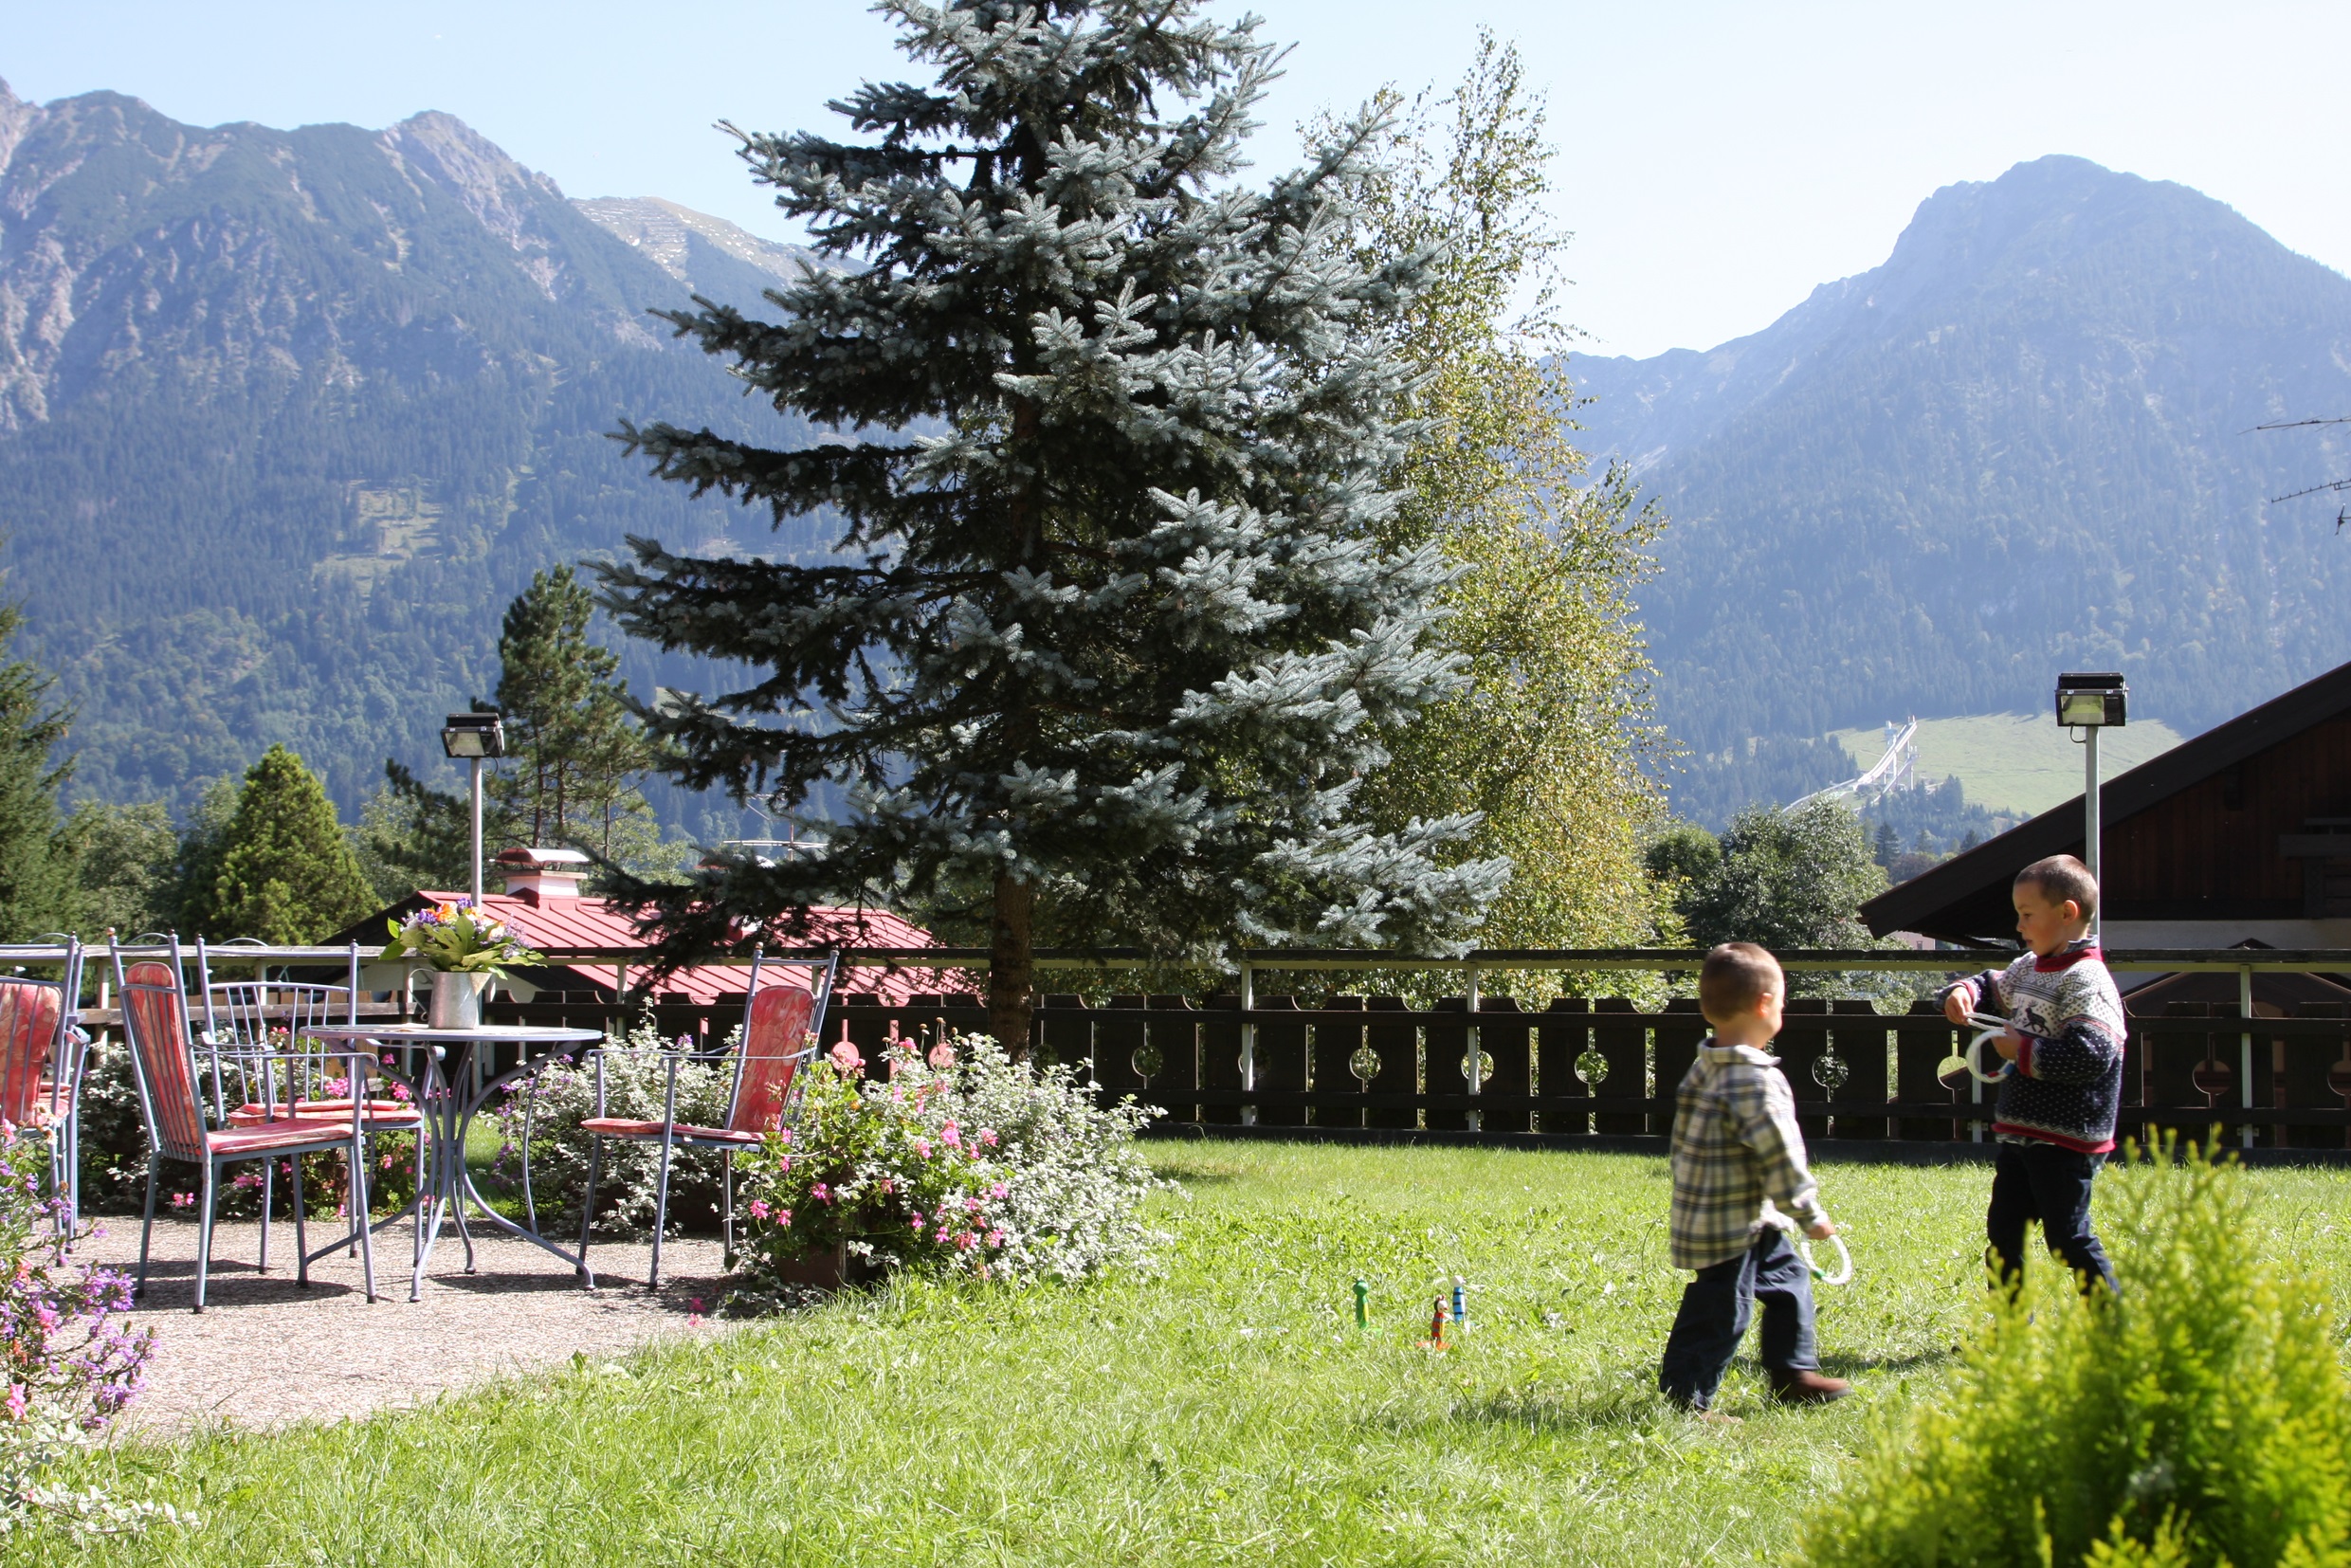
[0,80,826,817]
[1569,155,2351,825]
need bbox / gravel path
[81,1214,733,1435]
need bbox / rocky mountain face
[1570,155,2351,823]
[0,80,822,814]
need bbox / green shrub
[729,1030,1168,1296]
[1801,1140,2351,1567]
[488,1025,734,1238]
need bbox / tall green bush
[184,745,376,942]
[1802,1142,2351,1567]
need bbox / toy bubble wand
[1762,1207,1853,1287]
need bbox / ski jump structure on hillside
[1788,718,1920,812]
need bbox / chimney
[495,846,590,900]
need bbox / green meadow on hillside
[1832,712,2186,818]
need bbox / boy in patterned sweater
[1658,942,1850,1417]
[1939,854,2125,1295]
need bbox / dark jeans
[1986,1140,2118,1295]
[1658,1229,1817,1409]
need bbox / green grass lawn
[1829,712,2186,817]
[36,1142,2351,1566]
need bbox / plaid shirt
[1668,1040,1828,1269]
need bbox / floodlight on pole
[2053,673,2126,939]
[440,713,506,906]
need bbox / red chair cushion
[205,1121,361,1156]
[228,1100,419,1128]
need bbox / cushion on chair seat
[204,1121,363,1156]
[579,1117,760,1146]
[228,1100,419,1128]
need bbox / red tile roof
[398,892,975,1006]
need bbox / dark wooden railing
[480,986,2351,1152]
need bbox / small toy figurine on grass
[1354,1279,1370,1331]
[1424,1296,1449,1350]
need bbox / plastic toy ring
[1964,1011,2017,1084]
[1800,1231,1854,1286]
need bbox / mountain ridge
[1568,155,2351,822]
[0,77,821,816]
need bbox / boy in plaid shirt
[1658,942,1850,1416]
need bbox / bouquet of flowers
[382,900,544,975]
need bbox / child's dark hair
[1699,942,1781,1021]
[2015,854,2098,921]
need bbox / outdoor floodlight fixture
[441,712,506,759]
[2054,672,2127,730]
[2054,672,2126,941]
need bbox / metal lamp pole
[2054,673,2126,942]
[440,712,507,906]
[469,756,485,906]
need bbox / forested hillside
[1571,156,2351,825]
[0,80,825,817]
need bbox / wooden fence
[481,984,2351,1152]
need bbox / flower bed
[729,1030,1168,1298]
[0,1126,175,1537]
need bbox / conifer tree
[0,606,78,940]
[602,0,1506,1047]
[188,745,377,943]
[492,565,663,866]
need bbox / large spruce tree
[603,0,1505,1046]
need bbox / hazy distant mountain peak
[377,109,574,296]
[575,196,829,286]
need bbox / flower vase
[428,971,491,1030]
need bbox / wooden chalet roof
[342,892,971,1005]
[1862,660,2351,943]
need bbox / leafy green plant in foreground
[1803,1140,2351,1567]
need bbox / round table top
[299,1023,604,1044]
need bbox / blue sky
[3,1,2343,358]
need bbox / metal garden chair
[194,938,427,1270]
[0,939,91,1233]
[111,939,391,1311]
[576,951,836,1288]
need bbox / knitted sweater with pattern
[1939,939,2126,1154]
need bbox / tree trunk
[988,871,1036,1060]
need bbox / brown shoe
[1768,1370,1851,1406]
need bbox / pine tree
[0,606,78,941]
[601,0,1506,1048]
[187,746,378,943]
[491,565,664,866]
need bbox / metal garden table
[300,1022,602,1302]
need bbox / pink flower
[748,1199,771,1221]
[964,1196,982,1213]
[811,1183,832,1204]
[978,1128,999,1147]
[777,1155,791,1174]
[986,1230,1006,1248]
[988,1182,1009,1200]
[777,1128,793,1145]
[955,1231,977,1251]
[915,1139,933,1159]
[908,1211,924,1228]
[169,1193,193,1210]
[776,1209,792,1227]
[941,1122,961,1148]
[878,1178,894,1194]
[936,1229,951,1244]
[392,1084,412,1103]
[4,1385,24,1421]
